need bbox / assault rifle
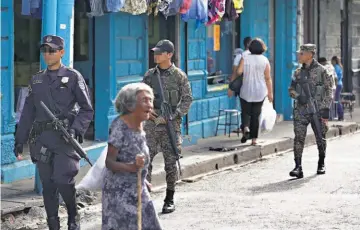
[152,74,182,176]
[299,70,326,146]
[40,101,93,166]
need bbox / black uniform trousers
[37,151,80,220]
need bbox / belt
[32,121,55,133]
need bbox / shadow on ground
[248,174,318,194]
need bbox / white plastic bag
[259,98,277,133]
[76,146,108,191]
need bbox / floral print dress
[102,117,162,230]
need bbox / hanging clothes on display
[87,0,105,17]
[148,0,175,18]
[158,0,175,18]
[147,0,159,16]
[120,0,147,15]
[167,0,184,16]
[206,0,225,25]
[181,0,208,27]
[233,0,244,14]
[105,0,126,12]
[179,0,192,14]
[222,0,238,21]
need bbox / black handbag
[229,74,243,95]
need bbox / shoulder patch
[78,81,86,90]
[28,84,32,94]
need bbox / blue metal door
[240,0,269,56]
[275,0,297,120]
[94,13,148,141]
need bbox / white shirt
[233,50,251,66]
[240,54,269,102]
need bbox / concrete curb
[150,122,359,188]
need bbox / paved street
[83,132,360,230]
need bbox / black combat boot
[317,155,326,175]
[58,184,80,230]
[68,214,80,230]
[162,189,175,214]
[289,157,304,178]
[47,216,60,230]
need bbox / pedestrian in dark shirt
[14,35,94,230]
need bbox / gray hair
[114,83,154,115]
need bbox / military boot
[162,189,175,214]
[68,214,80,230]
[317,155,326,175]
[58,184,80,230]
[47,216,60,230]
[289,158,303,178]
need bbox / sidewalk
[1,113,359,216]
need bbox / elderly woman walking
[102,83,163,230]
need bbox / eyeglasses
[40,47,61,54]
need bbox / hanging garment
[105,0,126,12]
[222,0,238,21]
[87,0,105,17]
[158,0,174,18]
[181,0,208,26]
[179,0,192,14]
[120,0,147,15]
[233,0,244,14]
[206,0,225,25]
[167,0,184,16]
[148,0,160,16]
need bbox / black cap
[318,57,327,63]
[40,35,64,49]
[151,40,174,54]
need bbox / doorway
[148,15,177,69]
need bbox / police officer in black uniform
[14,35,94,230]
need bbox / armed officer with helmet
[14,35,94,230]
[288,44,334,178]
[143,39,193,214]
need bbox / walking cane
[137,162,142,230]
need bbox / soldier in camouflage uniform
[142,40,193,213]
[288,44,334,178]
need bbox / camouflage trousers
[293,109,329,159]
[145,130,182,192]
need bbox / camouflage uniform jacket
[288,59,334,112]
[142,64,193,131]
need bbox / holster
[38,146,54,164]
[29,140,54,164]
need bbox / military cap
[297,44,316,53]
[40,35,65,49]
[151,40,174,54]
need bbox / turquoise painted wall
[1,0,17,165]
[275,0,297,120]
[240,0,269,56]
[184,21,240,145]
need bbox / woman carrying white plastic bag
[75,146,108,191]
[259,97,277,134]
